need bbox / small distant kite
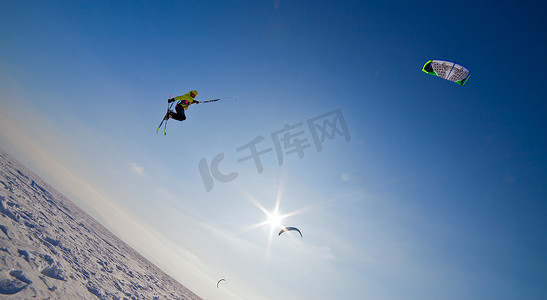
[217,278,226,288]
[422,59,470,86]
[278,227,302,237]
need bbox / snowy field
[0,149,201,299]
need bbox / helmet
[190,90,198,97]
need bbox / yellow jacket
[174,91,197,110]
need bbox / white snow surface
[0,149,202,299]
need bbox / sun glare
[265,210,284,231]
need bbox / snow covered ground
[0,149,202,299]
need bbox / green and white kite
[422,59,470,86]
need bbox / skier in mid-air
[165,90,200,121]
[157,90,227,134]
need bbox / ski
[162,110,169,135]
[156,109,170,134]
[156,94,173,135]
[156,120,163,133]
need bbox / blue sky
[1,1,546,299]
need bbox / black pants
[171,104,186,121]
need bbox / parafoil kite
[217,278,226,288]
[278,227,302,237]
[422,59,470,86]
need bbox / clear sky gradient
[1,1,546,300]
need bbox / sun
[265,210,284,232]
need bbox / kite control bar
[193,97,238,105]
[195,99,220,104]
